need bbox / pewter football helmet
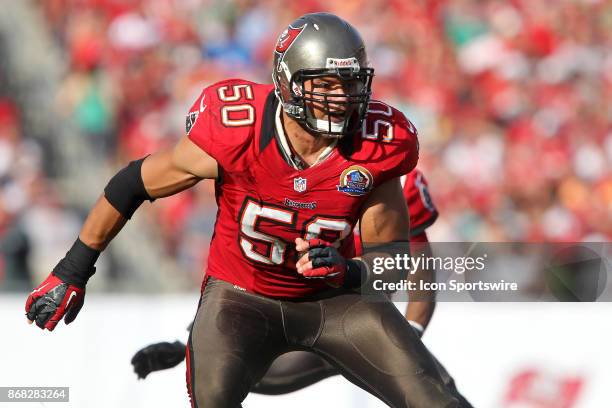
[272,13,374,137]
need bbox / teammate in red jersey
[25,13,468,407]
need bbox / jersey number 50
[218,84,255,127]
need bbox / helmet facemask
[288,67,374,138]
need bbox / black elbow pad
[104,157,153,219]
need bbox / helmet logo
[275,24,306,53]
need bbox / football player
[130,169,439,381]
[130,170,471,407]
[26,13,468,407]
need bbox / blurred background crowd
[0,0,610,291]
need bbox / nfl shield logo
[294,177,307,193]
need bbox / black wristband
[343,259,367,289]
[52,238,100,288]
[104,157,153,220]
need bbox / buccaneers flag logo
[275,24,306,53]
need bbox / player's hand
[25,273,85,331]
[295,238,347,280]
[25,239,99,331]
[131,341,186,379]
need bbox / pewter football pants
[186,277,464,407]
[253,350,472,407]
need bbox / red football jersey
[187,78,419,298]
[401,169,438,236]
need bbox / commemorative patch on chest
[337,165,373,196]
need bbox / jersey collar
[274,103,337,170]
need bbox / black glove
[131,341,186,379]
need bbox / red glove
[26,238,98,331]
[298,239,347,279]
[25,273,85,331]
[296,238,366,289]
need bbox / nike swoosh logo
[200,94,207,113]
[30,283,48,295]
[66,291,78,309]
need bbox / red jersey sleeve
[403,169,438,236]
[186,79,267,173]
[186,86,215,156]
[357,101,420,185]
[380,108,419,181]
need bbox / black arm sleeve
[104,157,153,220]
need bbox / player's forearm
[405,238,436,331]
[79,195,128,251]
[53,157,153,283]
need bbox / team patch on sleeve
[186,111,199,135]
